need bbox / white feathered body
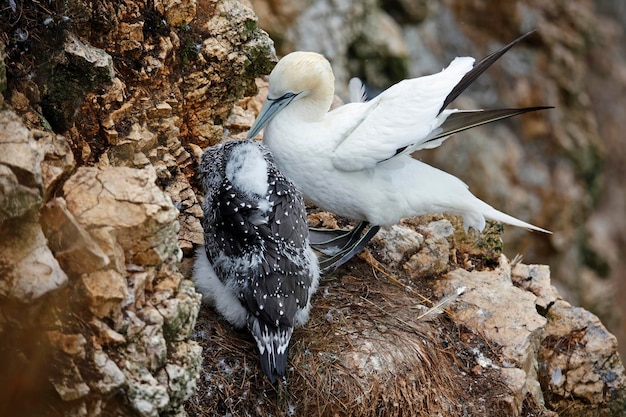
[260,53,547,233]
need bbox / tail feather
[249,318,293,383]
[400,159,551,234]
[474,201,551,234]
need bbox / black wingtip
[422,105,554,146]
[438,30,538,114]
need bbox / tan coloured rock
[512,263,559,311]
[155,0,197,26]
[512,259,626,415]
[90,318,127,346]
[372,224,424,267]
[405,219,454,278]
[63,166,180,265]
[0,110,43,183]
[34,130,76,200]
[86,226,127,274]
[0,110,43,221]
[80,270,129,319]
[117,22,145,53]
[539,299,626,416]
[40,197,110,276]
[434,256,548,414]
[0,216,68,302]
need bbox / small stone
[125,363,169,417]
[90,319,127,345]
[127,271,152,307]
[156,280,201,341]
[117,22,144,52]
[93,350,126,394]
[0,110,43,221]
[512,263,559,311]
[49,360,91,401]
[103,128,120,145]
[47,331,87,358]
[499,367,529,412]
[404,243,450,278]
[139,305,165,326]
[147,102,172,119]
[0,215,68,302]
[156,0,197,27]
[34,130,76,200]
[40,197,110,276]
[81,270,128,319]
[372,224,424,266]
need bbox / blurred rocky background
[0,0,625,416]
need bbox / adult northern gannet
[193,139,319,383]
[247,32,551,272]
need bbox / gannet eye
[271,92,298,102]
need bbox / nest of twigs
[185,239,520,417]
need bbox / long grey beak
[246,93,299,139]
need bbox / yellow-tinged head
[269,51,335,109]
[247,52,335,139]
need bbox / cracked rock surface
[0,0,272,415]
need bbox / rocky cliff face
[0,0,273,416]
[1,0,625,416]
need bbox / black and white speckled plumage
[193,139,319,383]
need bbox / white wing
[331,57,475,172]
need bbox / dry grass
[185,250,528,417]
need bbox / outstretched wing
[331,32,540,172]
[331,56,474,172]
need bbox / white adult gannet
[193,139,319,383]
[247,32,551,271]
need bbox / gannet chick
[193,139,319,383]
[247,32,551,271]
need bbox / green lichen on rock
[39,31,115,131]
